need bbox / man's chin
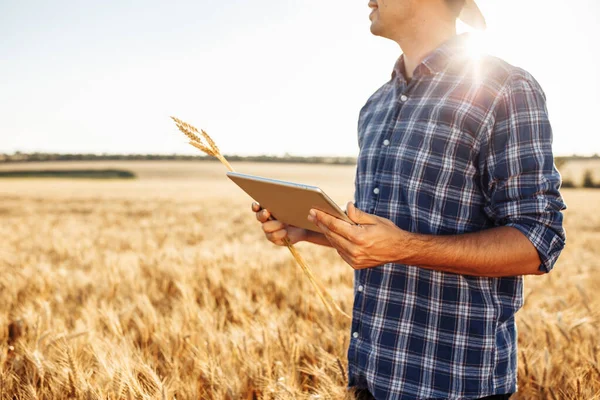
[369,21,385,37]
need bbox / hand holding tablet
[251,202,309,246]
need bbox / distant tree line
[2,152,599,166]
[0,152,358,165]
[2,152,599,187]
[0,169,135,179]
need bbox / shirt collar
[392,33,470,82]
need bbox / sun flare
[465,31,487,60]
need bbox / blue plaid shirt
[348,33,566,399]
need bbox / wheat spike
[200,129,220,154]
[170,116,203,143]
[68,371,76,398]
[25,384,38,400]
[31,350,44,380]
[172,117,350,319]
[336,358,346,382]
[113,370,123,398]
[189,140,216,157]
[66,347,80,391]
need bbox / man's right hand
[252,202,308,246]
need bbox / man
[252,0,567,398]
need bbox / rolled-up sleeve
[479,71,567,273]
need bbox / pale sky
[1,0,599,157]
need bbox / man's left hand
[307,202,409,269]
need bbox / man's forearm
[303,230,334,248]
[395,226,544,277]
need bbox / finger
[318,223,356,255]
[256,208,271,223]
[262,220,286,234]
[309,209,357,241]
[266,229,287,242]
[251,202,261,212]
[346,202,378,225]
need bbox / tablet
[226,171,356,233]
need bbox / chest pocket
[386,120,479,191]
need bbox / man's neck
[394,22,457,80]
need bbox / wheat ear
[171,116,350,319]
[66,347,79,397]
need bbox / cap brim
[459,0,487,30]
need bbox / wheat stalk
[113,369,123,398]
[66,346,80,396]
[171,116,350,319]
[31,350,44,380]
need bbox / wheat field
[0,161,598,399]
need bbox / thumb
[346,202,378,225]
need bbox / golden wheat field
[0,161,599,400]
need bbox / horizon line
[2,152,599,160]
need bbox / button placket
[352,268,372,353]
[371,85,408,216]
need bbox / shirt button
[373,187,380,195]
[358,285,364,292]
[400,94,408,102]
[352,332,359,339]
[383,139,390,146]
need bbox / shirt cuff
[504,220,566,273]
